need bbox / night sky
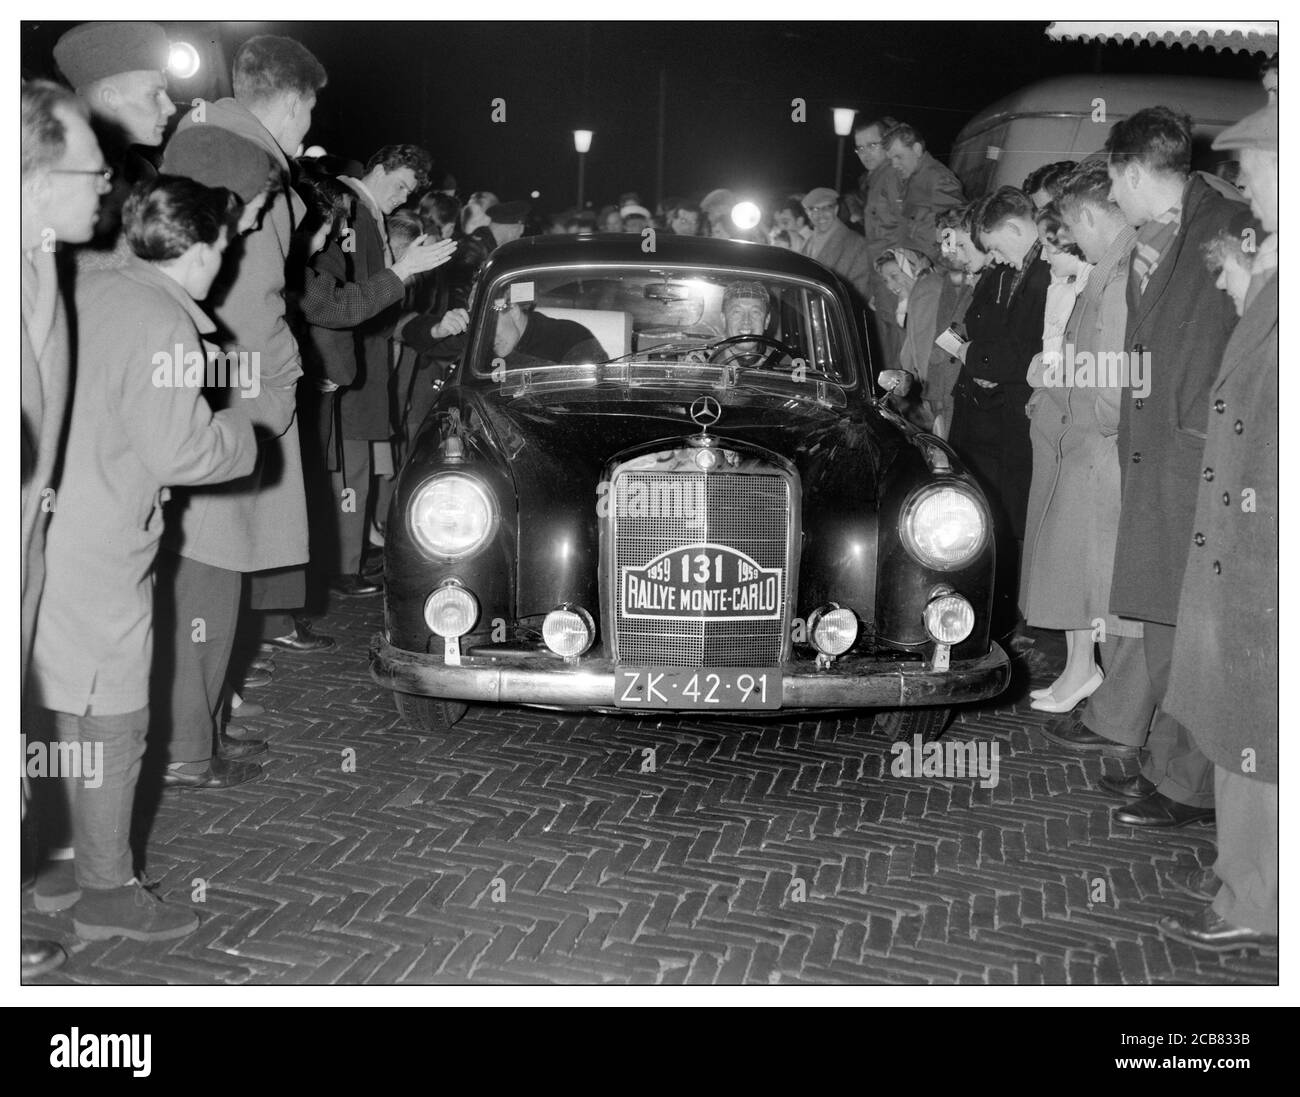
[22,20,1266,216]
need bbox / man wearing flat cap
[460,199,530,279]
[1159,101,1278,955]
[799,186,873,305]
[53,21,176,252]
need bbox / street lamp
[573,129,593,210]
[833,107,856,195]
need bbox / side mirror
[876,369,913,397]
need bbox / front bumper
[370,633,1010,711]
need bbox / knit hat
[162,125,278,203]
[54,22,170,87]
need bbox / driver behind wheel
[718,280,791,367]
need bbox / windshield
[472,264,855,388]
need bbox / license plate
[614,667,781,710]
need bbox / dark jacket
[1109,173,1255,625]
[1166,272,1277,781]
[330,182,403,441]
[897,152,965,262]
[948,249,1050,541]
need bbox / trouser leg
[1210,766,1278,934]
[331,438,372,576]
[27,706,73,852]
[1139,622,1215,808]
[1083,632,1158,747]
[158,551,242,765]
[52,706,148,891]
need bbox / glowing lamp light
[731,201,761,230]
[832,107,856,137]
[168,42,201,80]
[530,190,540,199]
[301,145,327,159]
[573,129,593,154]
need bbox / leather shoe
[361,550,384,580]
[1114,790,1215,828]
[218,731,268,760]
[1164,864,1221,901]
[1038,711,1136,755]
[1157,906,1276,954]
[228,698,265,721]
[242,666,273,689]
[1098,772,1157,799]
[162,755,263,790]
[263,618,336,653]
[21,938,66,979]
[330,573,382,598]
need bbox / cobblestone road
[23,599,1278,986]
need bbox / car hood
[471,388,894,494]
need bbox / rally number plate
[614,667,781,710]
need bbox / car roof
[478,232,841,286]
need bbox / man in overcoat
[1158,104,1278,952]
[799,186,873,305]
[1102,106,1258,829]
[154,36,327,789]
[20,79,104,977]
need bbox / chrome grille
[612,468,791,667]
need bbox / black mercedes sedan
[370,233,1010,738]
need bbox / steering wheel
[705,333,798,371]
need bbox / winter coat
[162,97,309,573]
[1166,271,1277,782]
[1022,225,1142,637]
[32,257,256,715]
[20,247,71,695]
[1109,173,1255,625]
[801,218,873,304]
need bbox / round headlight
[809,605,858,656]
[424,583,479,638]
[543,606,595,658]
[924,593,974,645]
[409,474,496,560]
[901,486,987,571]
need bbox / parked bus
[949,73,1265,197]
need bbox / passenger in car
[492,301,608,366]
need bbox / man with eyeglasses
[21,78,107,977]
[798,186,873,307]
[853,114,906,366]
[53,21,176,257]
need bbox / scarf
[1130,201,1182,296]
[880,246,931,326]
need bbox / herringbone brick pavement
[22,599,1278,985]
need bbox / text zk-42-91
[621,543,782,621]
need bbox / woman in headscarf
[877,247,938,428]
